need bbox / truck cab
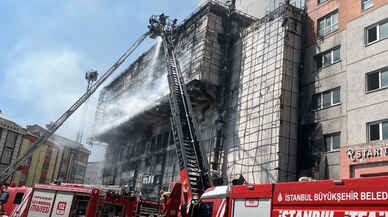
[0,186,32,217]
[199,184,272,217]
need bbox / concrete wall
[346,4,388,145]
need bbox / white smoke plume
[95,38,169,135]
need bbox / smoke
[95,38,169,135]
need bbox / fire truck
[147,13,388,217]
[0,184,160,217]
[197,176,388,217]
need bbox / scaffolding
[224,5,304,184]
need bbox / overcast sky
[0,0,198,161]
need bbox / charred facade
[93,1,305,201]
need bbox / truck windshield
[70,195,90,217]
[198,202,213,217]
[100,203,123,217]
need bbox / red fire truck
[0,184,160,217]
[196,176,388,217]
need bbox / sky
[0,0,198,161]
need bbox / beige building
[26,125,90,184]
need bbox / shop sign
[346,145,388,162]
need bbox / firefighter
[171,18,178,30]
[159,190,171,216]
[159,13,167,26]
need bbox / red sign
[244,200,259,208]
[27,190,55,217]
[56,202,67,215]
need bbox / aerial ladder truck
[148,14,213,217]
[0,27,161,217]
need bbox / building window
[318,0,328,4]
[368,120,388,141]
[1,148,13,164]
[324,132,340,152]
[318,10,339,37]
[1,131,18,165]
[5,131,17,148]
[361,0,374,11]
[312,87,340,110]
[366,20,388,45]
[366,67,388,91]
[316,46,340,68]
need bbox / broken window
[312,87,341,110]
[366,68,388,91]
[318,10,338,37]
[368,120,388,141]
[324,132,340,152]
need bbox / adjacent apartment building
[299,0,388,179]
[13,125,90,186]
[0,111,26,176]
[13,131,61,186]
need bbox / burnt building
[93,1,304,200]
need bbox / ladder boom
[0,32,149,184]
[148,14,212,210]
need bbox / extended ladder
[0,32,149,184]
[148,15,212,207]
